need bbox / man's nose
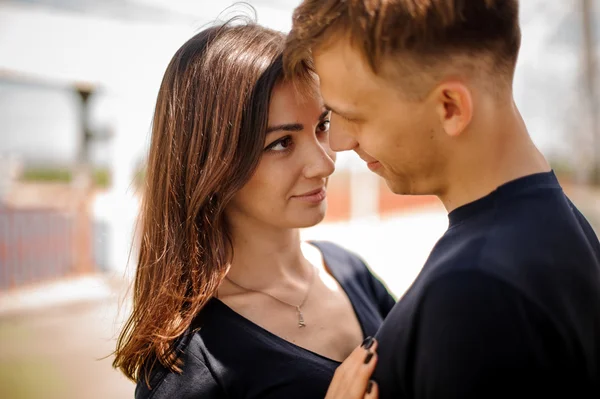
[329,117,358,152]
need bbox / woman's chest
[221,280,367,362]
[201,324,339,399]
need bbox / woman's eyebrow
[266,110,330,134]
[318,110,331,120]
[266,123,304,134]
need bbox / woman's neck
[226,221,312,289]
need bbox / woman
[113,21,394,399]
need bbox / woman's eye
[317,120,330,133]
[267,136,293,152]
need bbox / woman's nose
[303,139,336,179]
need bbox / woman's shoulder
[308,240,370,276]
[309,240,397,314]
[135,311,226,399]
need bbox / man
[284,1,600,398]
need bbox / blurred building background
[0,0,599,397]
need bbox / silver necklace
[224,266,316,328]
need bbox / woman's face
[227,81,336,230]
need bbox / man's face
[313,38,448,195]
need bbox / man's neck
[439,101,551,213]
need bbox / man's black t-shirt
[135,241,395,399]
[374,171,600,398]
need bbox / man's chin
[384,178,410,195]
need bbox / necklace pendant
[296,306,306,328]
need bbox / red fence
[0,205,93,291]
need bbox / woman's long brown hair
[112,22,298,385]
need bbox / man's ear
[432,82,473,137]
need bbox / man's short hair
[284,0,521,92]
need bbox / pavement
[0,283,134,399]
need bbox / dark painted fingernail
[361,336,375,349]
[367,380,374,394]
[364,352,374,364]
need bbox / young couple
[114,1,600,398]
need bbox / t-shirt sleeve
[135,352,224,399]
[311,240,396,317]
[409,271,559,399]
[350,252,396,317]
[365,267,397,318]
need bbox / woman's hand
[325,336,379,399]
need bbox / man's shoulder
[428,190,599,294]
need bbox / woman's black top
[135,241,396,399]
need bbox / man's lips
[367,160,381,171]
[357,154,381,172]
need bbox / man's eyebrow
[324,103,339,114]
[324,103,353,119]
[266,123,304,134]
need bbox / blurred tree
[582,0,600,185]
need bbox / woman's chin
[291,206,328,228]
